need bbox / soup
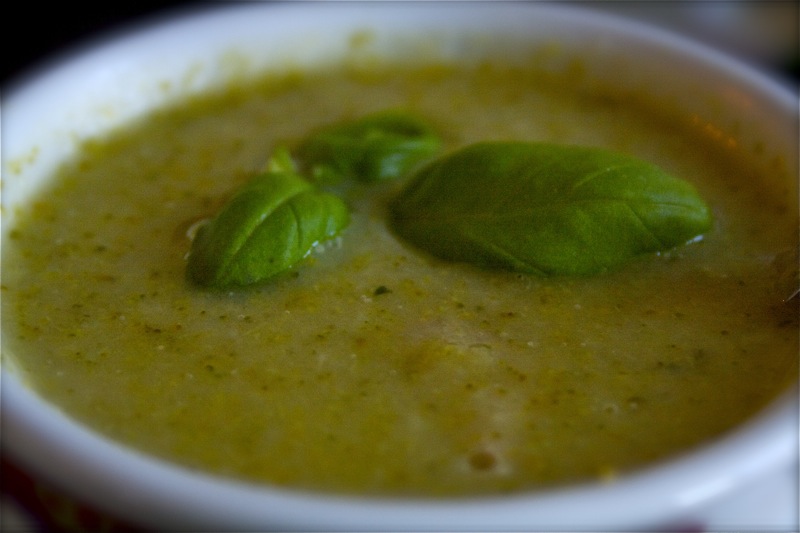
[2,55,797,497]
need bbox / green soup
[2,58,797,497]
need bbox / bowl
[2,3,797,530]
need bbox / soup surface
[2,56,798,496]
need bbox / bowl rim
[2,2,798,530]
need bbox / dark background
[2,2,198,86]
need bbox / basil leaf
[187,166,349,288]
[389,141,712,276]
[264,144,297,174]
[297,109,441,184]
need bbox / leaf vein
[287,200,306,255]
[569,163,639,193]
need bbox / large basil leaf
[390,141,712,276]
[187,166,349,288]
[297,109,441,184]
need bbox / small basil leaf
[297,109,441,184]
[265,145,297,174]
[389,141,712,276]
[187,167,349,288]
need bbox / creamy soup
[2,58,798,497]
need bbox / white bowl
[2,3,797,530]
